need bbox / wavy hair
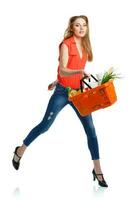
[64,15,93,61]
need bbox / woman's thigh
[42,84,69,123]
[69,102,97,138]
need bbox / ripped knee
[47,112,54,120]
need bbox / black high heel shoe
[92,169,108,187]
[12,146,21,170]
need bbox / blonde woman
[12,15,108,187]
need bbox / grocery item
[101,67,121,84]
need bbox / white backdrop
[0,0,140,199]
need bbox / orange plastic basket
[69,75,117,116]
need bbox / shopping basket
[69,75,117,116]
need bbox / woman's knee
[40,113,56,133]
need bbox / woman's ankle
[93,159,102,174]
[17,145,27,157]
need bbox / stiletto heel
[12,146,21,170]
[92,169,108,187]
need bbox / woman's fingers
[48,83,55,90]
[48,80,58,90]
[84,72,90,79]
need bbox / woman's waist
[57,82,80,90]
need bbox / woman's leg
[17,86,68,157]
[69,102,104,180]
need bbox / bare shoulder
[60,43,68,55]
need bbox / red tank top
[57,36,88,89]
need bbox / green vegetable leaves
[100,67,121,84]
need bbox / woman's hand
[83,71,91,78]
[48,80,58,90]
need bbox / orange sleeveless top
[57,36,88,89]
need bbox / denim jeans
[23,83,100,160]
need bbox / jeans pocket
[55,84,66,94]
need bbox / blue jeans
[23,83,100,160]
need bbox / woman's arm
[48,43,84,90]
[59,43,84,77]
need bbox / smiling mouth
[79,31,85,34]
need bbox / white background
[0,0,140,199]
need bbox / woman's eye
[74,24,87,28]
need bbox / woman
[12,15,108,187]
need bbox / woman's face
[72,18,88,38]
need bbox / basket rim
[69,80,114,101]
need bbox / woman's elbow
[59,69,65,77]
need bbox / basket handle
[80,74,99,92]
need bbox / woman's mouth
[79,31,85,34]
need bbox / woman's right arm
[59,43,84,77]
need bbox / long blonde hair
[64,15,93,61]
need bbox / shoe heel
[92,169,108,187]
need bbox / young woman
[12,15,108,187]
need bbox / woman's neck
[73,35,82,45]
